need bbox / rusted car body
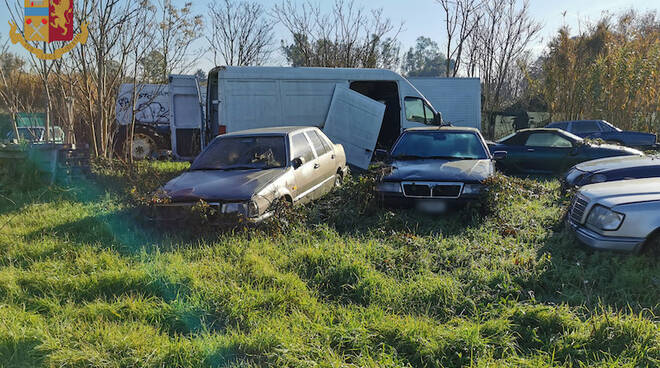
[154,126,347,221]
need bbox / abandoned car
[154,126,347,221]
[567,178,660,253]
[545,120,657,149]
[489,128,642,175]
[564,154,659,188]
[374,126,497,211]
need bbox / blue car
[545,120,656,149]
[564,154,660,188]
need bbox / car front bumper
[149,202,273,223]
[377,191,480,209]
[567,220,644,252]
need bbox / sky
[1,0,657,72]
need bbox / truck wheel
[130,132,157,160]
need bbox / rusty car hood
[163,168,286,202]
[384,159,494,183]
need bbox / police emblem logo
[9,0,87,59]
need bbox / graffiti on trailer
[116,88,170,126]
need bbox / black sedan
[564,154,659,187]
[374,126,496,211]
[488,128,642,176]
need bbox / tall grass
[0,160,657,367]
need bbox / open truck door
[169,75,205,161]
[323,85,385,170]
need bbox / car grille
[403,183,431,197]
[402,182,463,198]
[432,185,462,197]
[569,195,589,224]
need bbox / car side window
[306,130,331,156]
[599,122,616,132]
[405,97,433,125]
[572,121,600,134]
[525,133,573,148]
[291,133,316,163]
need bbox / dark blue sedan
[564,154,660,187]
[545,120,656,149]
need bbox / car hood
[574,154,655,172]
[162,168,286,202]
[586,143,642,155]
[384,159,493,183]
[579,178,660,207]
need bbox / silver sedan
[567,178,660,253]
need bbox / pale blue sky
[2,0,657,72]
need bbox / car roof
[548,120,605,124]
[223,126,317,137]
[404,126,481,134]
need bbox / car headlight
[222,201,259,217]
[462,183,483,195]
[589,174,607,184]
[586,205,624,231]
[376,182,402,193]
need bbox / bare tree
[474,0,542,138]
[205,0,274,66]
[437,0,483,77]
[273,0,402,68]
[155,0,203,83]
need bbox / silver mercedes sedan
[567,178,660,253]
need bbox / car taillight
[218,125,227,135]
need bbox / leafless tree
[273,0,402,68]
[155,0,203,82]
[437,0,483,77]
[473,0,542,138]
[205,0,274,66]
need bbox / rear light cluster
[218,125,227,135]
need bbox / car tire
[643,232,660,256]
[334,172,343,188]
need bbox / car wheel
[643,233,660,256]
[130,133,157,160]
[334,173,343,188]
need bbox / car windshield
[391,131,488,160]
[190,136,286,170]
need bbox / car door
[290,132,320,203]
[305,129,337,195]
[522,132,573,174]
[323,85,385,170]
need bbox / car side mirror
[292,157,305,169]
[434,112,443,125]
[492,151,507,161]
[374,149,390,162]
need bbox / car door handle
[331,154,335,159]
[527,148,535,152]
[365,148,372,153]
[314,163,320,169]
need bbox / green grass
[0,160,658,367]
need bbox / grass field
[0,160,658,367]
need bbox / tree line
[0,0,658,158]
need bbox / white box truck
[197,66,442,169]
[407,77,481,130]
